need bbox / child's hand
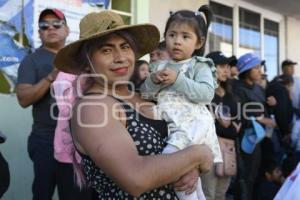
[161,68,178,85]
[150,70,165,84]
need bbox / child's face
[150,49,169,63]
[249,65,262,82]
[267,167,283,184]
[149,49,160,63]
[138,63,150,81]
[283,65,295,76]
[165,22,202,61]
[158,50,170,61]
[230,66,239,78]
[217,64,230,82]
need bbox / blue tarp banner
[84,0,110,8]
[0,33,28,68]
[0,0,109,93]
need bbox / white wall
[286,17,300,76]
[0,94,60,200]
[0,94,33,200]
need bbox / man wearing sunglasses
[16,8,84,200]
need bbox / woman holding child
[54,10,213,199]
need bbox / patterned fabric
[53,72,78,163]
[80,98,178,200]
[158,92,222,163]
[156,58,222,163]
[142,57,217,104]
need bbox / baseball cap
[237,53,261,74]
[241,116,265,154]
[281,59,297,69]
[206,51,235,65]
[39,8,67,23]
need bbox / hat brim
[54,24,160,74]
[216,56,236,65]
[238,59,261,74]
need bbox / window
[111,0,133,24]
[238,8,261,56]
[208,1,282,79]
[209,2,233,56]
[264,19,279,80]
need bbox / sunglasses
[39,20,65,30]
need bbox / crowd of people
[2,4,298,200]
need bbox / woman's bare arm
[72,97,213,197]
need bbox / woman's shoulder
[77,94,118,102]
[72,95,129,130]
[73,94,122,114]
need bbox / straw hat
[54,10,160,74]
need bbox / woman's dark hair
[164,5,213,56]
[130,60,149,87]
[219,80,234,98]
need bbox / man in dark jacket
[266,75,294,138]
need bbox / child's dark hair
[158,40,167,51]
[130,60,149,86]
[262,159,280,175]
[164,5,213,56]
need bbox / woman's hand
[267,96,277,107]
[172,144,213,195]
[258,117,277,128]
[173,168,199,195]
[197,144,213,173]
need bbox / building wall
[135,0,150,23]
[0,95,60,199]
[148,0,208,39]
[286,17,300,76]
[0,95,33,200]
